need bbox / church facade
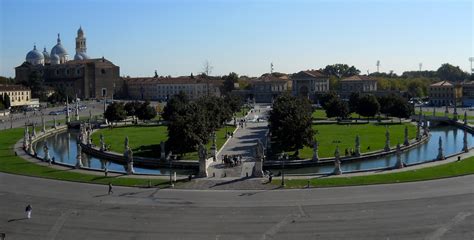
[15,27,122,99]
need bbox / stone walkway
[207,105,270,178]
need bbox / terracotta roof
[0,84,30,91]
[430,81,453,87]
[341,75,376,81]
[302,70,326,78]
[124,77,223,85]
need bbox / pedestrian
[25,204,32,219]
[268,175,273,183]
[108,183,113,195]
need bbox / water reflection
[34,130,195,175]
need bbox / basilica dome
[74,52,89,60]
[26,45,44,65]
[50,33,69,63]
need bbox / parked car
[49,111,61,115]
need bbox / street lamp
[168,151,174,188]
[280,152,288,187]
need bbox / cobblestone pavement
[208,104,270,178]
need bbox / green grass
[312,109,360,120]
[275,156,474,188]
[0,128,168,187]
[92,125,235,160]
[295,123,417,159]
[235,107,250,118]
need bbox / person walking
[25,204,32,219]
[108,183,113,195]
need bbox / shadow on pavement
[7,217,28,222]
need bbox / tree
[3,93,10,109]
[224,94,242,114]
[437,63,469,82]
[162,92,189,121]
[378,95,413,119]
[136,101,157,121]
[321,64,360,78]
[222,72,239,94]
[104,102,126,122]
[197,96,232,132]
[325,97,349,119]
[124,101,142,116]
[319,91,338,109]
[357,94,380,118]
[348,92,361,114]
[167,102,209,156]
[269,94,313,157]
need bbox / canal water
[34,126,473,176]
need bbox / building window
[101,69,106,74]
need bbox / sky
[0,0,472,78]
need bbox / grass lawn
[235,107,250,118]
[92,125,235,160]
[275,156,474,188]
[0,128,169,187]
[294,123,417,159]
[312,109,360,120]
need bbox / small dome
[26,45,44,65]
[50,33,68,57]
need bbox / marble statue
[384,126,390,152]
[354,135,361,156]
[333,146,342,175]
[462,130,469,153]
[198,143,208,177]
[395,142,404,169]
[437,136,445,160]
[312,139,319,161]
[76,135,83,168]
[404,125,409,146]
[160,141,165,161]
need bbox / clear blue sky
[0,0,472,78]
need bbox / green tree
[319,91,338,109]
[321,64,360,78]
[348,92,361,114]
[162,92,189,121]
[104,102,127,122]
[224,94,242,114]
[357,94,380,118]
[3,93,10,109]
[269,94,313,157]
[325,97,349,119]
[124,101,142,116]
[197,96,232,132]
[437,63,469,82]
[136,101,157,120]
[167,102,208,156]
[222,72,239,94]
[378,95,413,119]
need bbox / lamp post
[280,152,288,187]
[168,151,174,188]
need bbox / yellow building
[428,81,462,106]
[0,85,31,108]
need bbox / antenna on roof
[367,70,370,75]
[469,57,474,74]
[376,60,380,72]
[419,63,422,72]
[270,62,274,74]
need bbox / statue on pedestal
[395,142,404,169]
[23,126,29,150]
[124,136,129,151]
[312,139,319,161]
[43,142,50,163]
[124,147,134,175]
[404,125,409,146]
[99,134,105,151]
[445,105,449,117]
[210,131,217,161]
[28,134,35,155]
[384,126,391,152]
[253,140,265,177]
[76,136,83,168]
[41,115,46,133]
[416,121,421,141]
[333,146,342,175]
[354,135,361,156]
[198,143,208,177]
[464,111,468,126]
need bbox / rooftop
[124,76,223,85]
[0,84,30,91]
[341,75,376,81]
[430,81,453,87]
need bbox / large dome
[42,47,50,61]
[26,45,44,65]
[50,33,69,63]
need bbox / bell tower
[75,26,87,54]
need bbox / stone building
[291,70,329,99]
[125,76,222,101]
[429,81,462,106]
[339,75,377,99]
[15,27,121,99]
[231,74,290,103]
[0,84,31,108]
